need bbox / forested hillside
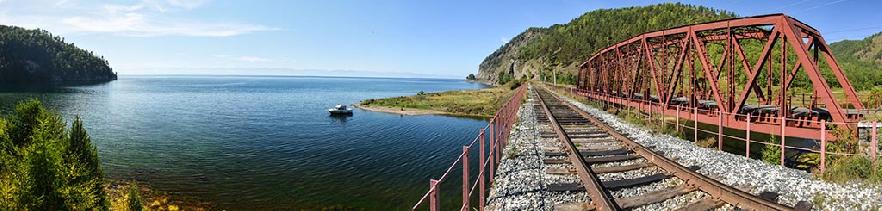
[477,3,735,85]
[0,25,117,83]
[830,32,882,90]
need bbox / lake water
[0,75,490,210]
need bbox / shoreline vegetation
[0,99,208,210]
[359,79,524,118]
[106,180,211,211]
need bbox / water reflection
[329,113,353,124]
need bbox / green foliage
[482,3,735,85]
[360,87,515,117]
[0,25,116,82]
[466,74,477,80]
[126,182,143,211]
[830,32,882,91]
[821,155,882,184]
[762,136,782,165]
[0,99,108,210]
[7,99,48,148]
[506,78,525,90]
[497,71,513,85]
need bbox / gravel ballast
[486,86,588,210]
[553,90,882,210]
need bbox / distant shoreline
[355,104,490,119]
[354,104,450,116]
[115,73,467,80]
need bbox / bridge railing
[411,84,527,211]
[548,84,878,173]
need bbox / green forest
[0,25,117,83]
[830,32,882,90]
[481,3,735,85]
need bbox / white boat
[328,104,353,115]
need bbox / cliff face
[0,25,117,83]
[476,3,735,85]
[476,28,544,84]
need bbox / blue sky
[1,0,880,78]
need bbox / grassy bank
[360,82,521,118]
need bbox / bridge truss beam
[576,14,863,140]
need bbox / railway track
[532,86,803,211]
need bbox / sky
[1,0,880,78]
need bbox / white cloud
[1,0,276,37]
[165,0,209,10]
[61,14,277,37]
[237,56,271,63]
[214,54,272,63]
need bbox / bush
[126,182,143,211]
[821,155,877,183]
[497,71,513,85]
[0,99,107,210]
[762,136,782,165]
[506,79,524,90]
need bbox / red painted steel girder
[577,14,864,139]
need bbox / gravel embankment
[486,86,586,210]
[553,90,882,210]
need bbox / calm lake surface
[0,75,490,210]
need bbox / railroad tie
[592,162,653,174]
[545,167,575,175]
[543,158,570,164]
[544,151,567,157]
[601,173,670,189]
[546,182,585,192]
[582,154,640,163]
[615,184,696,209]
[580,148,630,156]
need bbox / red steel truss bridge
[576,13,865,140]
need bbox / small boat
[328,104,353,115]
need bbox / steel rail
[540,86,795,211]
[535,87,616,211]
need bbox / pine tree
[7,99,47,148]
[20,142,66,210]
[126,182,143,211]
[0,100,108,210]
[62,116,108,210]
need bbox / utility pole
[553,69,557,87]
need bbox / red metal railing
[550,85,879,173]
[411,84,527,211]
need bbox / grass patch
[360,85,517,118]
[696,137,717,148]
[821,155,882,184]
